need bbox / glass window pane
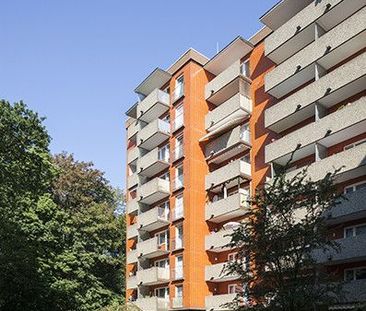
[344,270,354,281]
[355,268,366,280]
[345,228,354,238]
[355,182,366,191]
[356,225,366,236]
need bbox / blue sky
[0,0,278,189]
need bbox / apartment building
[125,0,366,310]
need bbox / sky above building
[0,0,278,189]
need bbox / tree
[47,153,125,310]
[224,162,343,311]
[0,100,56,310]
[0,100,125,310]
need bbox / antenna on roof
[216,42,219,54]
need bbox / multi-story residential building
[125,0,366,310]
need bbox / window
[174,135,184,161]
[228,253,238,262]
[175,255,183,279]
[155,259,169,269]
[240,123,250,142]
[176,285,183,298]
[241,60,250,78]
[344,223,366,238]
[228,284,237,294]
[160,171,170,181]
[344,181,366,194]
[344,139,366,151]
[158,144,170,162]
[175,164,184,190]
[174,194,184,220]
[155,230,169,247]
[174,75,184,101]
[175,225,183,249]
[158,201,170,221]
[173,104,184,131]
[155,287,169,298]
[344,267,366,281]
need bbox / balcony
[135,297,169,311]
[127,172,138,189]
[205,293,236,311]
[127,223,138,240]
[127,119,140,139]
[265,7,366,98]
[126,198,138,214]
[325,188,366,225]
[136,237,169,259]
[265,0,365,64]
[314,235,366,265]
[136,266,169,286]
[205,126,251,165]
[340,279,366,303]
[205,60,251,105]
[138,207,170,232]
[127,249,138,264]
[137,147,170,178]
[206,191,250,223]
[137,119,170,151]
[137,89,170,123]
[265,52,366,133]
[205,94,252,132]
[205,159,251,191]
[205,229,234,252]
[126,275,138,289]
[266,96,366,165]
[137,177,170,205]
[171,297,183,309]
[205,262,239,282]
[127,146,139,165]
[285,143,366,184]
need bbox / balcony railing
[135,297,169,311]
[137,88,170,123]
[138,206,170,232]
[206,190,250,223]
[170,267,184,280]
[205,228,235,252]
[172,112,184,132]
[205,293,237,310]
[137,177,170,205]
[172,206,184,221]
[137,119,170,151]
[137,147,170,178]
[171,238,184,251]
[136,236,169,259]
[172,175,184,192]
[172,83,185,103]
[136,266,170,286]
[127,223,138,240]
[172,144,184,162]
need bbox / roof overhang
[167,48,209,74]
[204,36,253,76]
[260,0,313,31]
[134,68,171,97]
[126,102,138,118]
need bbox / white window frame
[175,285,183,298]
[344,181,366,194]
[175,164,184,189]
[154,286,169,298]
[155,230,169,246]
[343,223,366,238]
[228,284,237,294]
[241,59,250,78]
[155,258,169,268]
[174,75,184,100]
[228,252,238,262]
[175,224,183,249]
[344,266,366,281]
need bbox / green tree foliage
[224,164,343,311]
[0,100,124,310]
